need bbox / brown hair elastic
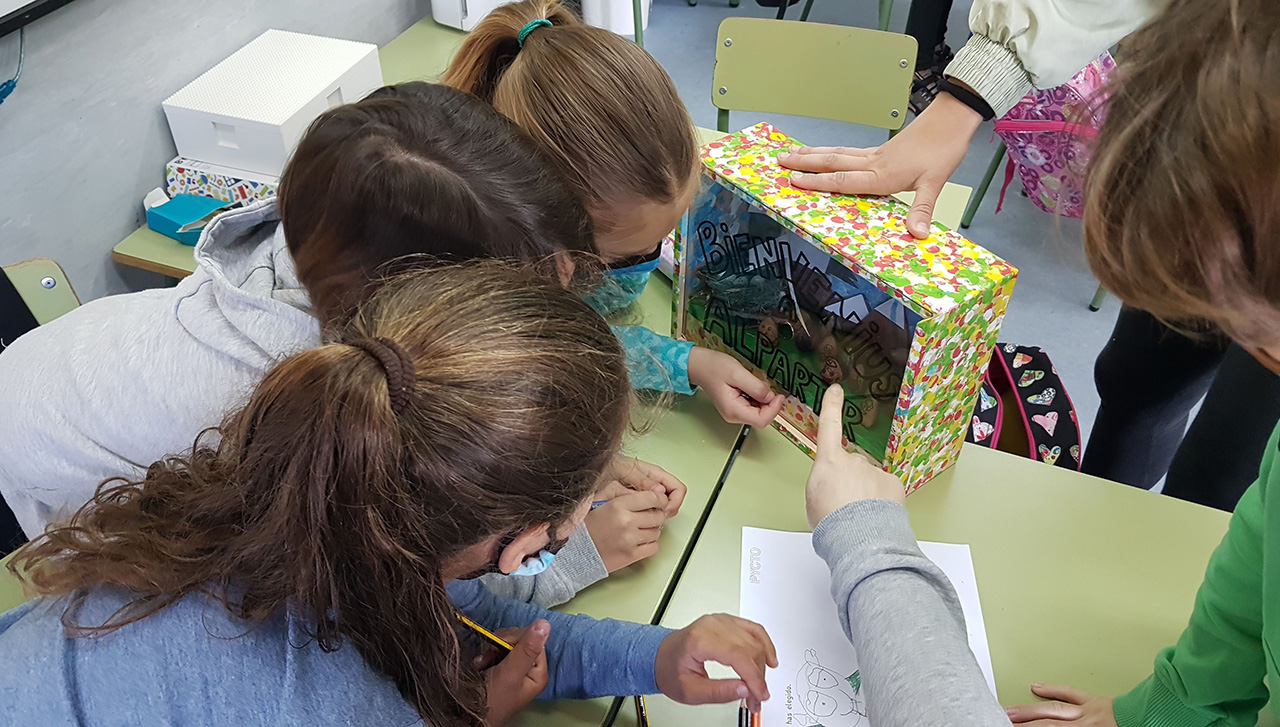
[351,337,417,414]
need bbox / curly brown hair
[1084,0,1280,346]
[11,261,631,727]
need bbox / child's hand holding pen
[654,614,778,713]
[587,455,689,573]
[482,619,551,727]
[603,455,687,516]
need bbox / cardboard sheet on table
[740,526,995,726]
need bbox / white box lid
[163,29,378,126]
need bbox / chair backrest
[713,18,916,132]
[3,258,80,326]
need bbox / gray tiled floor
[643,0,1118,440]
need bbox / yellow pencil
[456,612,513,652]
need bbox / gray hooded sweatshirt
[0,199,605,607]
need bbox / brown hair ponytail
[13,261,631,727]
[443,0,698,234]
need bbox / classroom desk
[96,17,1247,727]
[631,425,1238,726]
[517,273,744,727]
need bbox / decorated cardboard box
[166,157,279,204]
[673,123,1018,491]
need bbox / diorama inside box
[681,181,920,462]
[674,123,1017,490]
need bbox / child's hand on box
[806,384,906,529]
[688,347,785,428]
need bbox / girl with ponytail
[0,262,777,726]
[443,0,786,431]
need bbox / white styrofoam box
[431,0,511,31]
[581,0,649,35]
[163,30,382,178]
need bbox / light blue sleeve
[612,325,696,395]
[446,579,672,700]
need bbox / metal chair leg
[633,0,644,46]
[776,2,788,19]
[799,0,815,20]
[1089,284,1108,312]
[718,108,731,133]
[960,141,1006,229]
[877,0,892,30]
[729,0,740,5]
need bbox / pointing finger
[816,385,846,454]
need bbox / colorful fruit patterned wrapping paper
[673,123,1018,491]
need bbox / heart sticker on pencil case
[1038,444,1061,466]
[971,416,994,441]
[1026,387,1056,406]
[1032,412,1058,436]
[1018,370,1044,387]
[979,388,997,411]
[1012,352,1033,368]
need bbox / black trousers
[904,0,953,67]
[1082,307,1280,511]
[0,495,24,558]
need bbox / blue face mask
[509,549,557,577]
[583,247,664,315]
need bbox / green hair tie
[517,18,553,48]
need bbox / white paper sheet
[740,527,996,726]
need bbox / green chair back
[707,18,972,230]
[713,18,916,133]
[4,258,80,326]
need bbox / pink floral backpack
[993,52,1116,217]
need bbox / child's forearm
[447,579,672,699]
[612,325,695,394]
[815,500,1009,727]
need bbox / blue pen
[590,500,609,510]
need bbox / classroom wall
[0,0,429,300]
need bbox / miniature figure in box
[674,123,1017,490]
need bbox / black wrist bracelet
[938,77,996,121]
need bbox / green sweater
[1112,423,1280,727]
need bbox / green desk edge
[628,425,1236,726]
